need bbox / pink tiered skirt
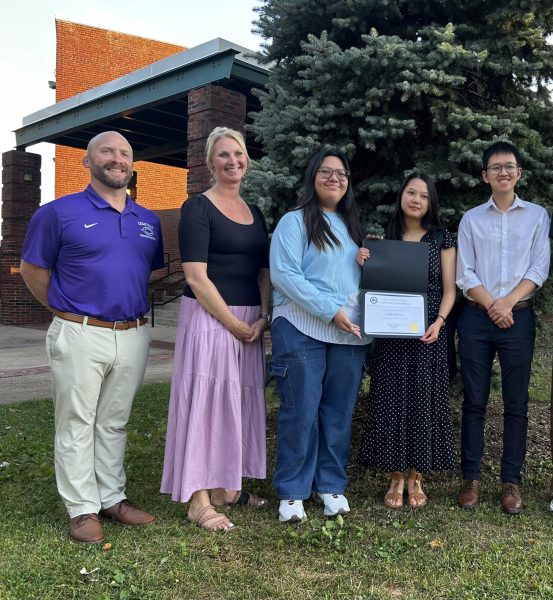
[160,296,266,502]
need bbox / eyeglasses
[317,167,350,181]
[486,163,520,175]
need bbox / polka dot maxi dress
[358,228,456,473]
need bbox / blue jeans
[269,317,367,500]
[458,305,535,484]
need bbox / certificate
[361,291,427,338]
[360,239,430,338]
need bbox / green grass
[1,342,553,600]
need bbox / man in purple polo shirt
[20,131,164,543]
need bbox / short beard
[98,170,133,190]
[91,164,133,189]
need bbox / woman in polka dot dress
[357,173,457,508]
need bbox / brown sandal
[212,490,268,508]
[384,472,405,509]
[188,505,235,532]
[407,471,427,508]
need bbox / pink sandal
[188,505,235,532]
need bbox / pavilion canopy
[14,38,269,169]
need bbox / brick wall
[0,151,51,324]
[55,20,187,262]
[55,21,186,99]
[187,86,247,196]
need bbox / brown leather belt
[52,309,147,330]
[466,299,533,311]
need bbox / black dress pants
[458,305,535,484]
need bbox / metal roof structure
[14,38,270,169]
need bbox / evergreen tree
[245,0,553,232]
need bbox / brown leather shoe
[69,513,104,543]
[501,483,523,515]
[457,479,479,509]
[99,500,156,526]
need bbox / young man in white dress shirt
[456,141,550,514]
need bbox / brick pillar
[0,150,51,324]
[187,84,247,196]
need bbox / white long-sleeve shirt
[456,195,550,300]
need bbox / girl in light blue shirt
[269,149,371,523]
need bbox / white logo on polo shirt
[138,221,156,240]
[84,223,98,229]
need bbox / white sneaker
[317,493,350,517]
[278,500,306,523]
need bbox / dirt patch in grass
[348,369,552,475]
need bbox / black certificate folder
[360,239,429,338]
[360,239,429,292]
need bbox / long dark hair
[387,172,442,240]
[295,150,363,250]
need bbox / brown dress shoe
[99,500,156,526]
[501,483,523,515]
[69,513,105,543]
[457,480,479,509]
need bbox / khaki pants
[46,317,150,518]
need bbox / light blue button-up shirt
[456,195,550,300]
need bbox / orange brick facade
[0,22,249,324]
[55,20,188,262]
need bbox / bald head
[86,131,132,157]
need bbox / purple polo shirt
[22,185,164,321]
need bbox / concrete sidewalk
[0,322,176,404]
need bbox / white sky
[0,0,262,206]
